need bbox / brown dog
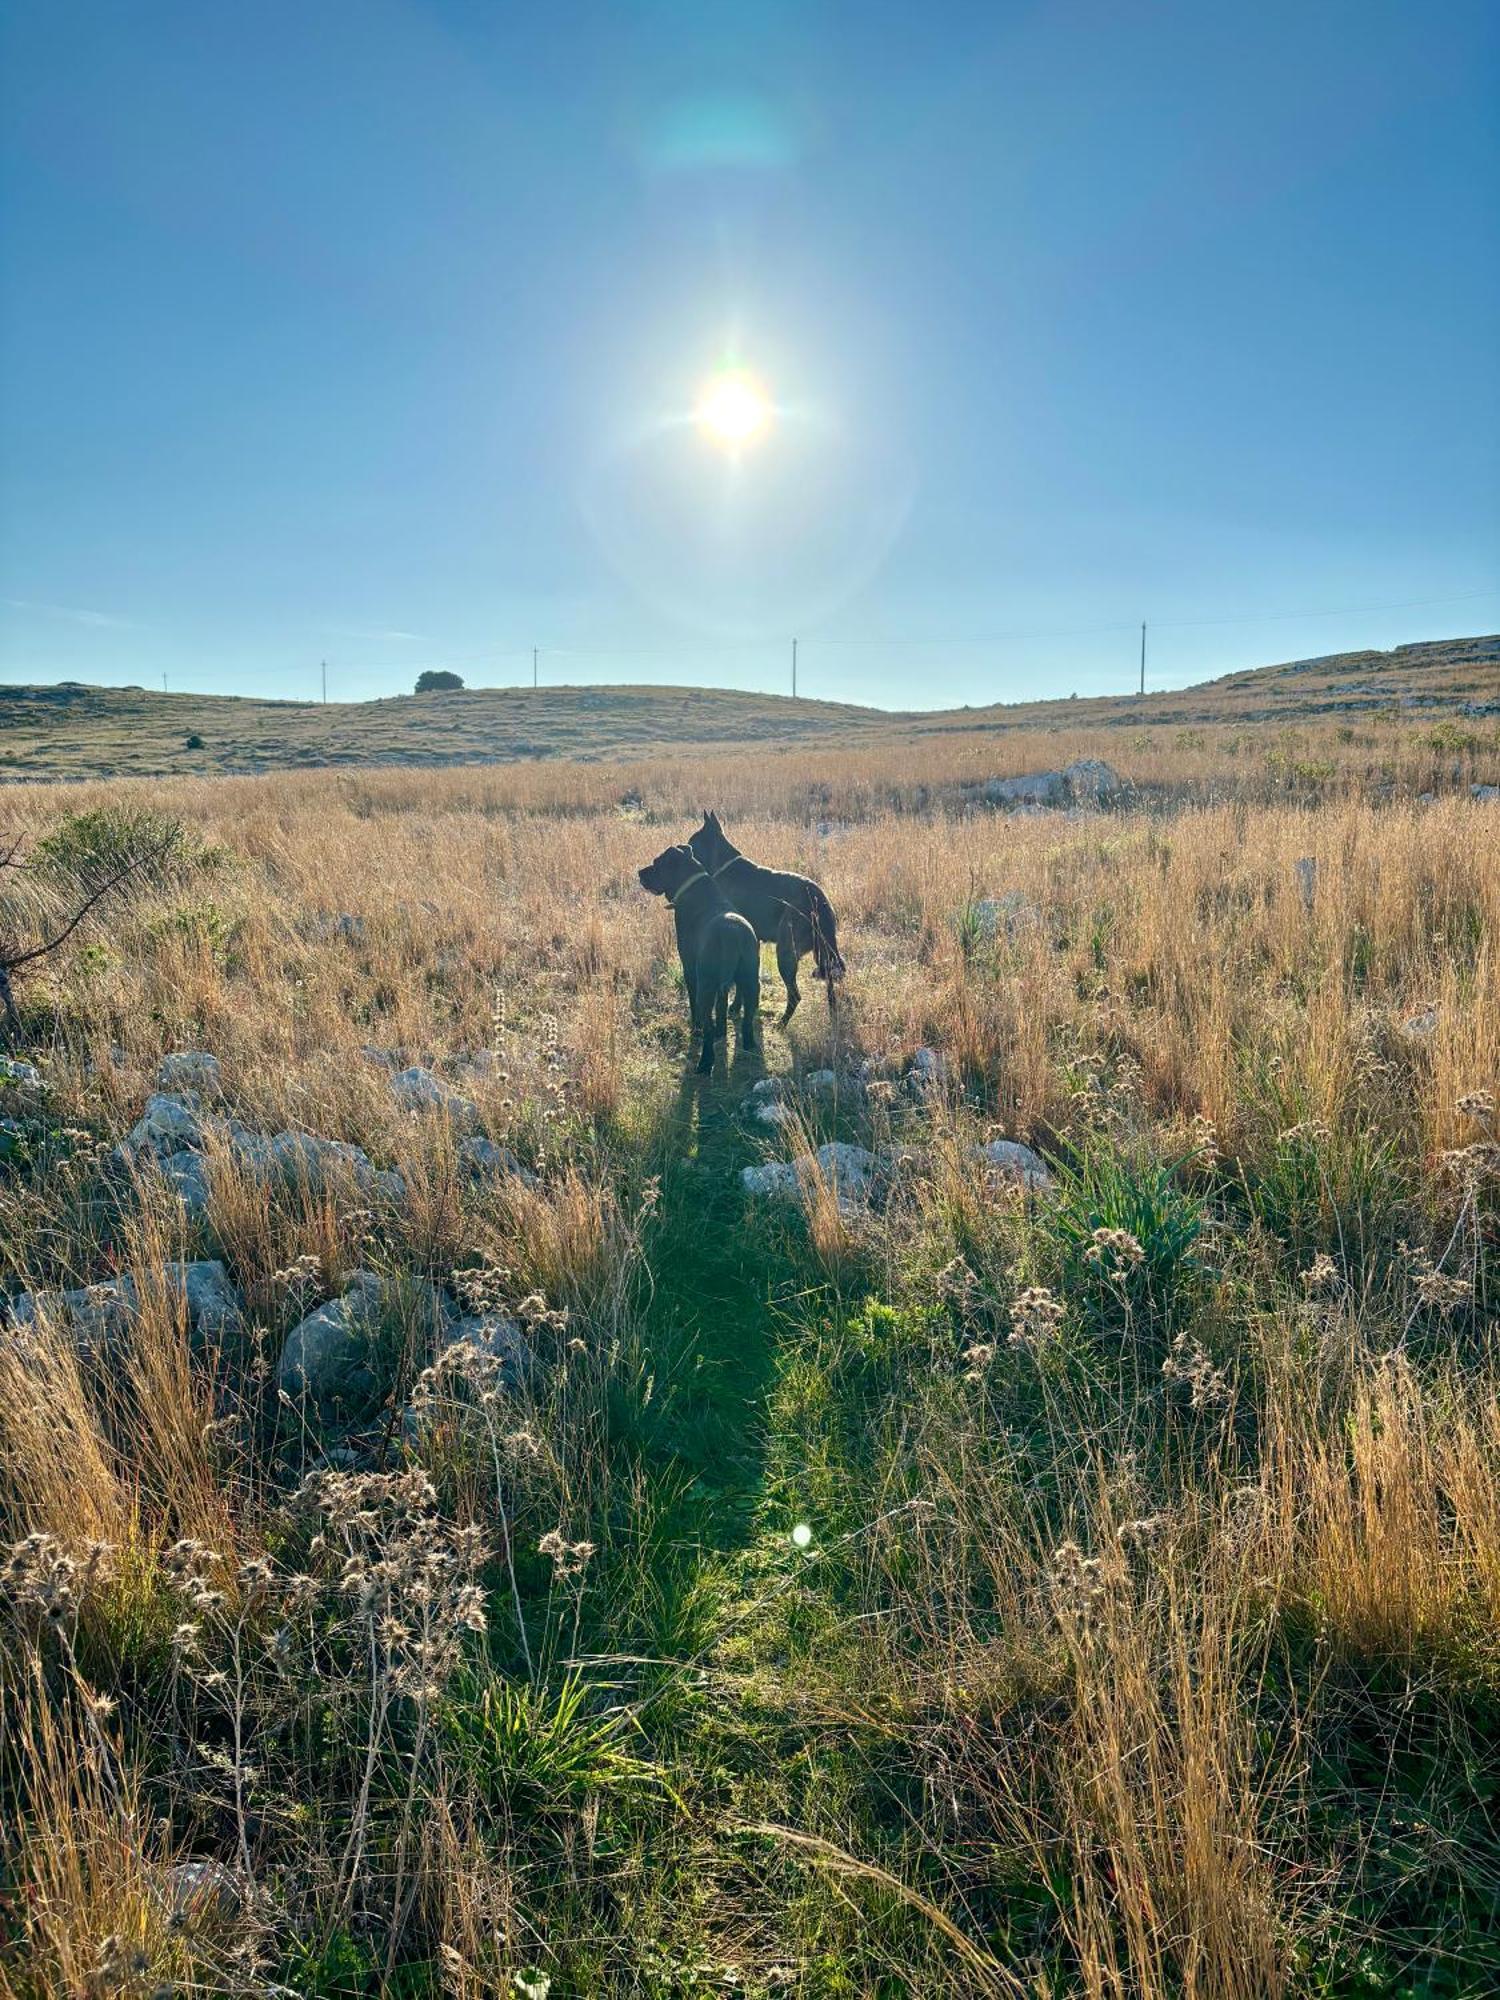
[687,812,844,1026]
[638,843,760,1074]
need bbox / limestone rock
[978,1138,1052,1188]
[156,1051,222,1096]
[128,1091,205,1156]
[1063,758,1123,804]
[391,1066,477,1123]
[5,1260,242,1358]
[277,1272,387,1418]
[458,1135,532,1183]
[982,770,1067,808]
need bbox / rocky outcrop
[277,1272,390,1419]
[977,759,1122,811]
[391,1066,477,1123]
[5,1259,243,1359]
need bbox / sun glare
[696,368,771,447]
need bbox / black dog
[687,811,844,1026]
[638,843,760,1075]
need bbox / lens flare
[697,368,772,448]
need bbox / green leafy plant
[1045,1136,1205,1331]
[33,805,222,890]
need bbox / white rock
[0,1057,45,1089]
[967,892,1040,943]
[277,1272,387,1416]
[748,1076,786,1101]
[1063,758,1123,804]
[804,1069,839,1091]
[158,1150,212,1218]
[907,1047,943,1095]
[5,1260,242,1356]
[741,1142,877,1213]
[1473,784,1500,802]
[164,1858,241,1923]
[156,1051,222,1096]
[979,1138,1052,1188]
[391,1066,477,1123]
[457,1135,531,1183]
[442,1313,528,1385]
[982,770,1067,808]
[1401,1006,1438,1040]
[741,1160,801,1199]
[128,1091,204,1155]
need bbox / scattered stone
[741,1159,801,1200]
[155,1149,212,1219]
[277,1272,388,1418]
[967,892,1040,943]
[391,1066,477,1123]
[442,1313,528,1387]
[1472,784,1500,802]
[308,911,366,944]
[0,1057,45,1089]
[804,1069,839,1091]
[1294,857,1318,910]
[741,1141,878,1213]
[1401,1006,1439,1040]
[978,1137,1052,1188]
[164,1859,242,1925]
[5,1260,243,1357]
[907,1047,943,1096]
[155,1051,222,1096]
[752,1099,796,1128]
[1063,757,1123,804]
[982,770,1067,808]
[457,1134,532,1183]
[128,1091,205,1155]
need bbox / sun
[696,367,772,447]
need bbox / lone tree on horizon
[414,669,465,693]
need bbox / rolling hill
[1,632,1495,781]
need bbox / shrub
[1045,1136,1206,1332]
[415,669,465,693]
[33,805,221,891]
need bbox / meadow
[1,718,1498,1996]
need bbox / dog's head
[687,809,729,868]
[637,843,695,898]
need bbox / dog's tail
[809,886,845,1006]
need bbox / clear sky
[2,0,1497,710]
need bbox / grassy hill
[2,632,1495,781]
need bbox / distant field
[2,630,1495,781]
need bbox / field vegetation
[0,710,1498,1995]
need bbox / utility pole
[532,647,539,691]
[1139,621,1147,696]
[162,671,168,694]
[791,637,798,699]
[321,659,327,704]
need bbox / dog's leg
[742,969,760,1051]
[697,1000,716,1074]
[775,921,801,1028]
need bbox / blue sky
[2,0,1497,709]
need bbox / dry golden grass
[0,727,1496,1994]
